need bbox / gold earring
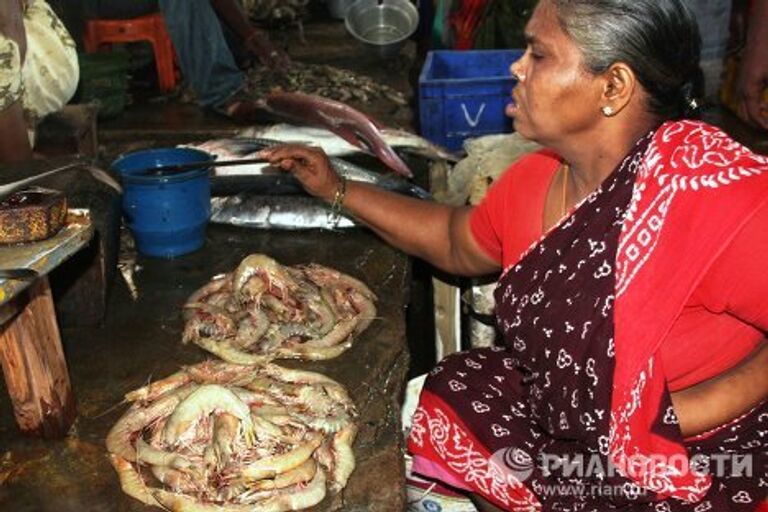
[601,106,614,117]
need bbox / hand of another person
[734,48,768,130]
[733,1,768,130]
[245,30,291,72]
[257,144,341,201]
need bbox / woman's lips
[506,99,519,117]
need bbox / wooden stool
[0,278,76,438]
[83,13,178,92]
[0,212,94,438]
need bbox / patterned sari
[408,121,768,511]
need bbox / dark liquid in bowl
[0,191,53,210]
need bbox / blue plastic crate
[418,49,524,151]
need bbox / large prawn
[232,254,300,307]
[108,361,358,510]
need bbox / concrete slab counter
[0,225,410,511]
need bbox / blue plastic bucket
[111,147,212,258]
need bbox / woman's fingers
[259,144,322,166]
[257,145,340,200]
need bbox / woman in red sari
[260,1,768,509]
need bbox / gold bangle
[328,177,347,226]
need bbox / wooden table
[0,210,93,438]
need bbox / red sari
[408,121,768,510]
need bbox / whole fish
[240,124,459,162]
[210,194,356,230]
[257,91,415,178]
[181,137,431,199]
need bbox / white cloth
[0,0,78,144]
[0,36,23,112]
[20,0,79,125]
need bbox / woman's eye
[524,45,543,61]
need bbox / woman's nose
[510,60,526,83]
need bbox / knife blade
[0,268,39,280]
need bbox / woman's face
[506,1,604,145]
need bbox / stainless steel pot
[344,0,419,59]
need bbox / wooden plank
[432,278,461,360]
[429,154,463,360]
[0,277,76,438]
[0,209,93,308]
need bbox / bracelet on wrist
[328,177,347,226]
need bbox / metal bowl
[344,0,419,59]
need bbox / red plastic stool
[83,13,177,92]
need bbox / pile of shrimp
[106,360,357,511]
[182,254,377,363]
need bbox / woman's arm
[671,341,768,437]
[670,200,768,437]
[0,2,31,165]
[0,100,32,165]
[342,180,501,276]
[0,0,26,62]
[259,144,501,277]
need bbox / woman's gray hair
[551,0,704,119]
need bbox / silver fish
[183,137,431,199]
[239,124,459,162]
[210,194,356,230]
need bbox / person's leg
[157,0,244,108]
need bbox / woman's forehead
[525,1,570,48]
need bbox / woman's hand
[209,0,291,72]
[245,30,291,72]
[259,144,500,277]
[257,144,341,202]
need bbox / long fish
[210,194,357,230]
[257,91,415,178]
[240,123,459,162]
[182,138,431,199]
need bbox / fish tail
[375,144,414,178]
[265,91,414,178]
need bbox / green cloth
[431,0,453,49]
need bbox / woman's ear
[600,62,637,116]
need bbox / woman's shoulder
[640,120,768,190]
[649,120,767,178]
